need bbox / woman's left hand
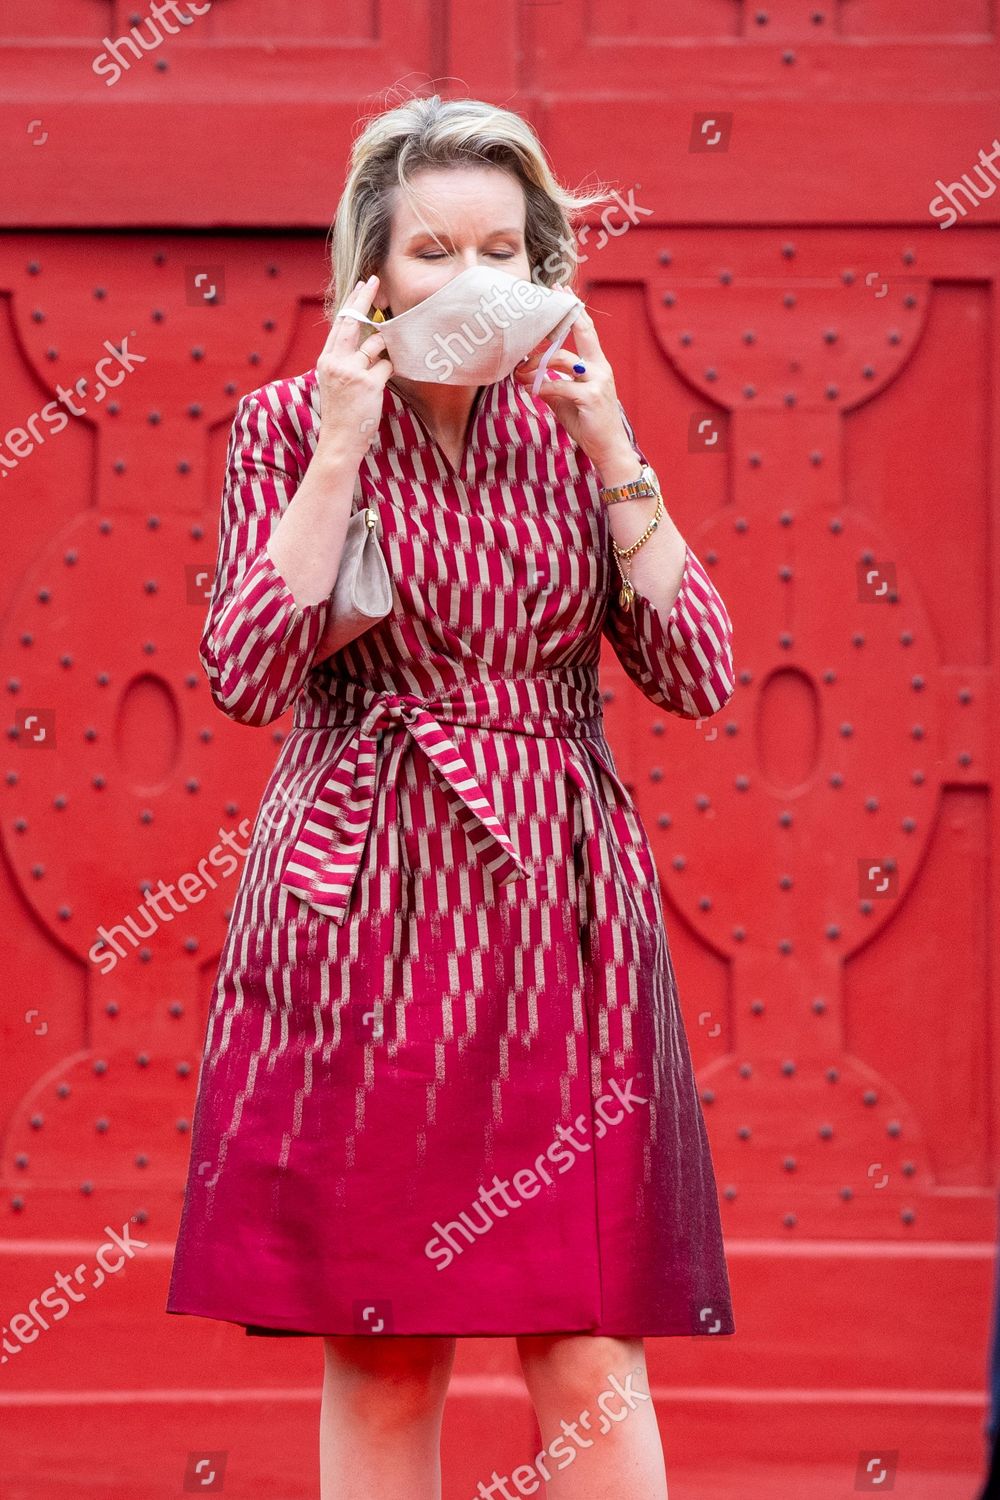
[512,308,633,470]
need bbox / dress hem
[166,1305,736,1340]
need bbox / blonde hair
[323,93,616,323]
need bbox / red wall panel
[1,2,998,1495]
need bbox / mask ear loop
[335,308,381,330]
[531,302,585,397]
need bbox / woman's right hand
[315,274,393,463]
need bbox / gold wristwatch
[598,462,660,506]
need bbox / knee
[516,1334,644,1410]
[324,1336,454,1427]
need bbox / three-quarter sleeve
[600,402,735,720]
[199,391,332,727]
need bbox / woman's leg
[515,1334,668,1499]
[319,1334,456,1500]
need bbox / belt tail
[406,710,532,890]
[279,727,377,924]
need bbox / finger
[358,330,388,366]
[522,369,587,397]
[514,348,586,379]
[563,306,603,360]
[325,275,380,354]
[330,277,378,348]
[371,348,395,382]
[512,352,590,387]
[524,370,587,390]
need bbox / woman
[167,94,736,1500]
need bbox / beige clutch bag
[313,498,393,661]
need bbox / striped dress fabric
[166,368,737,1338]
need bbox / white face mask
[336,264,585,395]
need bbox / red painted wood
[1,1,998,1494]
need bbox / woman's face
[374,165,532,318]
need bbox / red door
[2,3,997,1495]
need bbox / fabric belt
[279,673,605,925]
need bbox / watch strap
[599,462,659,506]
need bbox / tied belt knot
[277,679,601,924]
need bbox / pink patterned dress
[166,368,736,1339]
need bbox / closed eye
[417,252,516,260]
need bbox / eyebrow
[404,227,524,246]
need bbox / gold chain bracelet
[611,491,663,610]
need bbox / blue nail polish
[572,362,586,374]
